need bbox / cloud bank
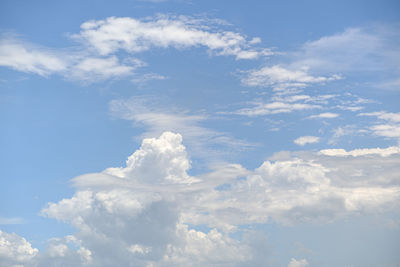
[2,132,398,266]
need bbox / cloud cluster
[2,131,397,265]
[0,230,38,266]
[0,15,270,83]
[360,111,400,141]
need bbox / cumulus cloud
[3,132,400,265]
[0,230,38,266]
[294,136,320,146]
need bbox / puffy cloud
[73,15,271,60]
[294,136,320,146]
[0,230,38,266]
[7,132,395,265]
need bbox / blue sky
[1,0,400,266]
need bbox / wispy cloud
[73,15,272,60]
[0,217,24,225]
[241,65,340,90]
[360,111,400,140]
[0,37,68,76]
[109,97,255,159]
[0,15,272,83]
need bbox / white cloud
[0,38,67,76]
[73,15,271,60]
[308,112,339,119]
[360,111,400,140]
[68,56,137,82]
[288,258,308,267]
[2,132,393,265]
[0,230,38,266]
[235,101,321,116]
[294,136,320,146]
[241,65,340,90]
[370,124,400,139]
[360,111,400,123]
[232,94,338,117]
[320,146,400,157]
[1,15,271,83]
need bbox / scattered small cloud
[294,136,320,146]
[288,258,308,267]
[308,112,339,119]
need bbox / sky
[0,0,400,266]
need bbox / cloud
[308,112,339,119]
[109,97,255,159]
[288,258,308,267]
[2,132,398,265]
[360,111,400,123]
[294,136,320,146]
[73,15,271,60]
[0,38,68,76]
[0,230,38,266]
[292,26,400,74]
[232,93,336,117]
[241,65,340,90]
[68,56,139,82]
[320,146,400,157]
[235,101,321,116]
[1,15,271,83]
[0,217,24,225]
[359,111,400,140]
